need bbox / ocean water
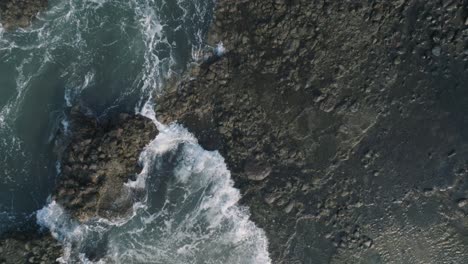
[0,0,270,263]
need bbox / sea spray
[37,201,82,263]
[215,42,226,56]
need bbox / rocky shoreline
[156,0,468,263]
[1,0,468,263]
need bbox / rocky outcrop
[54,107,157,221]
[0,232,62,264]
[156,0,468,263]
[0,0,47,30]
[0,106,157,263]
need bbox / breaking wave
[1,0,271,262]
[38,117,271,263]
[0,0,274,263]
[0,0,214,231]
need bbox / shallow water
[1,0,271,262]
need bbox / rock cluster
[0,0,47,30]
[1,0,159,258]
[0,106,157,263]
[0,232,62,264]
[157,0,468,263]
[54,106,158,221]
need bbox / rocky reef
[156,0,468,263]
[0,0,47,30]
[53,106,157,221]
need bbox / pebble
[284,202,295,213]
[363,240,372,248]
[457,198,467,208]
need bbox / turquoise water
[1,0,271,262]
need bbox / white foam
[37,201,77,241]
[36,200,84,263]
[61,117,70,135]
[133,0,167,97]
[126,122,197,190]
[22,0,272,262]
[64,71,95,107]
[109,123,271,263]
[215,42,226,56]
[0,113,4,128]
[37,122,271,263]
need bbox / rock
[0,0,48,30]
[244,161,272,181]
[156,0,468,263]
[457,198,467,208]
[363,240,372,249]
[54,106,158,221]
[432,46,441,56]
[0,232,62,264]
[284,202,295,214]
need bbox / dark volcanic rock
[0,0,47,30]
[157,0,468,263]
[54,106,158,221]
[0,232,62,264]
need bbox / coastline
[156,0,468,263]
[0,0,467,263]
[0,106,157,263]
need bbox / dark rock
[0,231,62,264]
[156,0,468,263]
[0,0,48,30]
[245,160,272,181]
[54,106,158,221]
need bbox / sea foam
[37,118,271,263]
